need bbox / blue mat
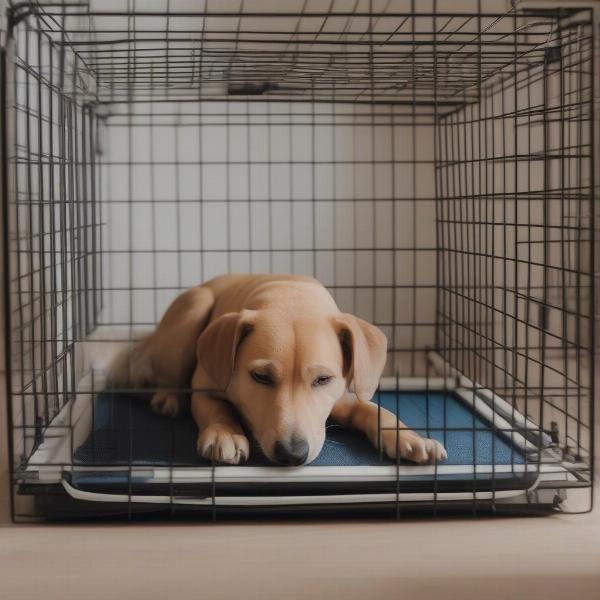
[74,391,524,468]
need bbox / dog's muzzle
[273,436,310,466]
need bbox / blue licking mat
[74,391,524,468]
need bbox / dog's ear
[196,310,257,391]
[332,314,388,401]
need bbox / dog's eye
[312,375,332,387]
[250,370,274,386]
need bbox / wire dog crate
[1,0,596,521]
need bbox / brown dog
[109,274,447,466]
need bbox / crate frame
[0,1,596,521]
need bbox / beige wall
[0,190,11,525]
[1,0,10,524]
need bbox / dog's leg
[331,393,447,464]
[150,387,184,418]
[191,391,250,465]
[140,286,216,419]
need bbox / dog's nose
[274,437,309,466]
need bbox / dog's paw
[381,429,447,464]
[197,425,250,465]
[150,392,180,418]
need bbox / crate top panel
[6,0,593,106]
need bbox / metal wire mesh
[436,12,595,467]
[1,0,595,520]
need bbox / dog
[108,274,447,466]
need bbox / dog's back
[106,273,331,390]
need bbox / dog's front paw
[151,392,180,418]
[197,425,250,465]
[381,429,447,464]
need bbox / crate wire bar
[0,0,595,520]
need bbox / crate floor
[74,391,525,468]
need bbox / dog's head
[196,309,387,465]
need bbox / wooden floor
[1,505,599,600]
